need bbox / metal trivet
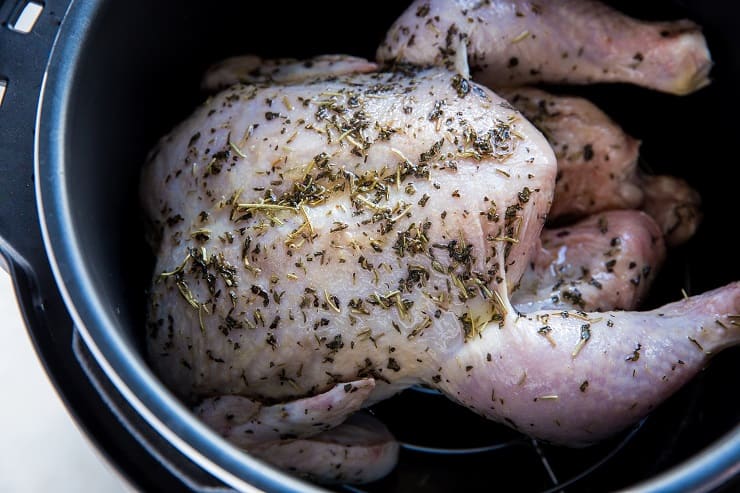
[338,384,647,493]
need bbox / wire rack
[338,385,648,493]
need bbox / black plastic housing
[1,1,739,491]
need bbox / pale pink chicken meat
[201,56,705,249]
[439,282,740,446]
[142,64,556,481]
[641,174,703,247]
[498,86,644,219]
[202,57,704,251]
[194,378,377,447]
[139,1,736,485]
[377,0,712,95]
[194,379,399,483]
[142,65,555,404]
[248,413,399,484]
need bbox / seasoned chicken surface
[142,60,739,481]
[377,0,712,95]
[247,413,399,484]
[437,283,740,446]
[141,0,736,485]
[142,65,556,405]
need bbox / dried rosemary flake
[390,147,413,165]
[492,290,509,320]
[190,229,212,241]
[229,140,248,158]
[197,304,206,334]
[324,290,341,313]
[715,319,730,330]
[158,252,191,281]
[344,134,364,151]
[688,336,705,352]
[537,326,556,347]
[626,343,642,362]
[407,315,433,340]
[390,204,414,223]
[237,202,299,212]
[569,312,592,322]
[241,124,256,145]
[176,280,200,310]
[282,96,294,111]
[571,324,591,358]
[491,236,519,244]
[264,211,284,226]
[300,206,314,234]
[354,194,383,212]
[511,30,531,43]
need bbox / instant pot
[1,0,739,491]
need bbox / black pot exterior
[1,0,738,491]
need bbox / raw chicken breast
[142,65,556,405]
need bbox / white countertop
[0,270,130,492]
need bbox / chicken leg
[438,282,740,445]
[377,0,712,95]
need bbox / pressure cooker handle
[0,0,72,271]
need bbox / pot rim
[33,1,740,492]
[33,1,323,491]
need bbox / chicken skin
[513,210,665,312]
[140,1,734,485]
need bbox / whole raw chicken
[141,0,739,485]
